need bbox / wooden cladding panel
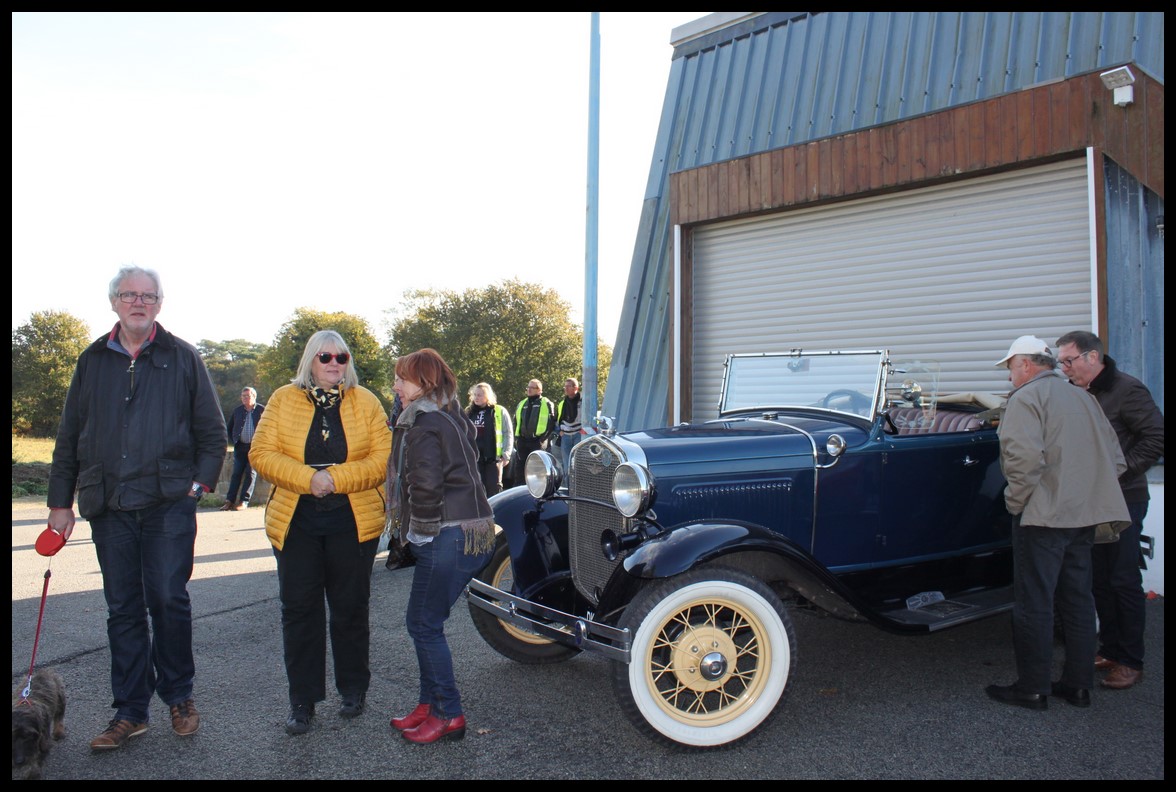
[1143,81,1163,197]
[671,69,1164,226]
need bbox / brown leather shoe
[90,718,148,751]
[1094,654,1118,671]
[169,699,200,736]
[219,502,235,511]
[1100,665,1142,690]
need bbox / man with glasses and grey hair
[985,335,1130,712]
[1055,330,1164,691]
[46,265,226,751]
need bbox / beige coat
[998,370,1130,529]
[249,383,391,551]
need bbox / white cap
[995,335,1053,367]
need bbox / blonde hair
[290,330,359,391]
[467,382,498,408]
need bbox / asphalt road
[11,497,1165,780]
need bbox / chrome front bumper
[466,578,632,663]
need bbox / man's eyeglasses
[1059,350,1091,369]
[317,352,350,365]
[117,291,160,305]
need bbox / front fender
[491,486,570,598]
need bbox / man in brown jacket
[1055,330,1164,690]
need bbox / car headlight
[525,451,561,498]
[612,462,653,518]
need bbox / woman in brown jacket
[387,348,495,744]
[250,330,391,736]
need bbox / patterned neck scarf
[307,386,342,441]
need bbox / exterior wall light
[1100,65,1135,107]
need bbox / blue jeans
[1010,518,1096,694]
[90,496,198,723]
[226,442,257,504]
[405,526,494,718]
[1093,500,1148,670]
[559,432,582,474]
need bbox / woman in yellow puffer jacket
[249,329,392,737]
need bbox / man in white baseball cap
[986,334,1131,711]
[994,334,1052,369]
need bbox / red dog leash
[21,526,66,700]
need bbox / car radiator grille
[567,436,634,605]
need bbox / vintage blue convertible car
[466,350,1012,748]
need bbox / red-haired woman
[387,348,495,743]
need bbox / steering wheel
[821,389,872,413]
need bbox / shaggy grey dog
[12,669,66,780]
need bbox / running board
[876,585,1013,631]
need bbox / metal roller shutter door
[690,158,1093,419]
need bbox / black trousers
[508,437,548,488]
[477,459,503,497]
[273,520,379,706]
[1093,500,1148,670]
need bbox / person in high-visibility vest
[555,377,583,474]
[465,382,515,496]
[510,379,555,488]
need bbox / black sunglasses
[317,352,350,365]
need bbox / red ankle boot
[391,703,431,731]
[402,714,466,744]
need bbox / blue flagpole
[583,11,600,431]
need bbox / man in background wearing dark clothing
[1055,330,1164,691]
[221,386,264,511]
[556,377,583,474]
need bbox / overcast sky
[12,11,707,348]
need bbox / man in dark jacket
[1055,331,1164,691]
[47,265,227,751]
[221,386,265,510]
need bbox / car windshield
[718,350,885,417]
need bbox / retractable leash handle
[36,525,67,557]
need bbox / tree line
[12,279,611,437]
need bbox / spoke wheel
[614,567,796,748]
[468,536,579,664]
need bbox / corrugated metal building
[603,11,1164,430]
[601,10,1164,594]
